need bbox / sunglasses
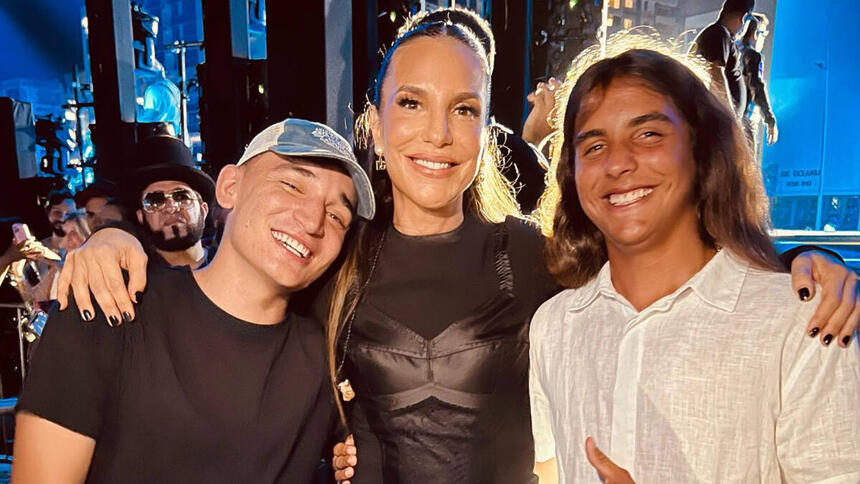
[141,188,200,213]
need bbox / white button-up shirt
[530,250,860,483]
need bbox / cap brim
[269,146,376,220]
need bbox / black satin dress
[344,215,558,484]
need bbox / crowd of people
[5,1,859,483]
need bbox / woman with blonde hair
[322,10,559,482]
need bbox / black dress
[343,214,558,484]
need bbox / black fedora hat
[123,135,215,208]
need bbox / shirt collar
[685,250,749,313]
[562,262,614,312]
[565,250,750,314]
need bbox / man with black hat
[123,135,216,269]
[689,0,756,118]
[13,119,375,482]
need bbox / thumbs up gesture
[585,437,635,483]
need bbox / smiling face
[218,152,357,292]
[370,35,488,219]
[573,78,699,255]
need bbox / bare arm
[0,241,23,269]
[706,64,736,115]
[12,412,95,484]
[747,56,778,144]
[522,78,561,146]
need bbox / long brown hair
[326,14,521,428]
[542,47,781,288]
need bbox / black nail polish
[798,287,811,301]
[82,309,93,321]
[134,291,144,304]
[122,311,133,322]
[808,327,819,337]
[108,315,119,327]
[842,335,852,346]
[823,334,833,345]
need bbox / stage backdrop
[765,0,860,231]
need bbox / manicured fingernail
[808,327,819,337]
[823,334,833,345]
[108,315,119,327]
[122,311,133,322]
[842,335,852,346]
[82,309,93,321]
[798,287,810,301]
[134,291,144,304]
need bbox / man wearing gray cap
[13,119,375,483]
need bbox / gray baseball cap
[237,119,375,220]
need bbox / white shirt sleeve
[529,307,557,463]
[776,296,860,483]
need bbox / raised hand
[522,77,562,146]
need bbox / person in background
[740,13,778,146]
[62,135,215,324]
[74,178,128,232]
[42,190,86,254]
[122,135,214,271]
[689,0,755,117]
[18,190,88,303]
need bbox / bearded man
[124,135,214,269]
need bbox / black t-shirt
[17,266,334,483]
[692,22,747,116]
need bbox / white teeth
[271,230,310,259]
[608,188,653,206]
[413,158,453,170]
